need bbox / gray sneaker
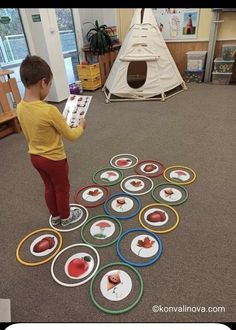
[51,216,61,226]
[61,209,82,227]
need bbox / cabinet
[82,43,121,85]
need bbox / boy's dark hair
[20,55,53,87]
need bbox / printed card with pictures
[63,94,92,127]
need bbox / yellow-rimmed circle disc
[163,165,196,185]
[139,203,180,234]
[16,228,63,266]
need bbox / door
[0,8,30,97]
[55,8,80,84]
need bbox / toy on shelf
[69,81,83,95]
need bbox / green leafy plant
[85,20,114,55]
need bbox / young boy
[16,55,86,227]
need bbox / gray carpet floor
[0,83,235,322]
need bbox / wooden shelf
[0,70,21,138]
[82,44,121,85]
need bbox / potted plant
[84,20,114,55]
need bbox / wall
[116,8,212,42]
[101,8,117,27]
[78,9,98,45]
[217,11,236,40]
[20,8,69,102]
[116,9,134,42]
[116,8,236,81]
[116,8,211,76]
[194,8,212,41]
[166,42,209,77]
[19,8,117,100]
[78,8,117,46]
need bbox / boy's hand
[79,117,87,130]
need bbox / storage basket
[213,57,234,73]
[184,69,205,83]
[81,75,102,91]
[186,51,207,70]
[77,63,100,78]
[212,72,232,85]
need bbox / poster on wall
[152,8,200,40]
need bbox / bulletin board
[152,8,200,40]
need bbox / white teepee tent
[103,8,187,102]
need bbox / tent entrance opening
[127,61,147,89]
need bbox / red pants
[30,155,70,219]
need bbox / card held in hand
[63,94,92,127]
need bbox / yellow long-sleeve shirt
[16,100,84,160]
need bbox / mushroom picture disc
[110,153,138,169]
[163,165,197,185]
[93,167,123,186]
[81,214,122,248]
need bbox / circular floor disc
[110,153,138,170]
[16,228,63,266]
[74,184,110,208]
[50,243,100,287]
[93,167,123,186]
[103,192,141,220]
[90,262,143,314]
[120,175,154,196]
[116,228,163,267]
[163,165,197,185]
[49,204,89,232]
[81,214,122,248]
[139,203,180,234]
[135,160,165,177]
[152,183,188,206]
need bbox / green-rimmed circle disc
[89,262,144,314]
[81,214,122,248]
[152,183,188,206]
